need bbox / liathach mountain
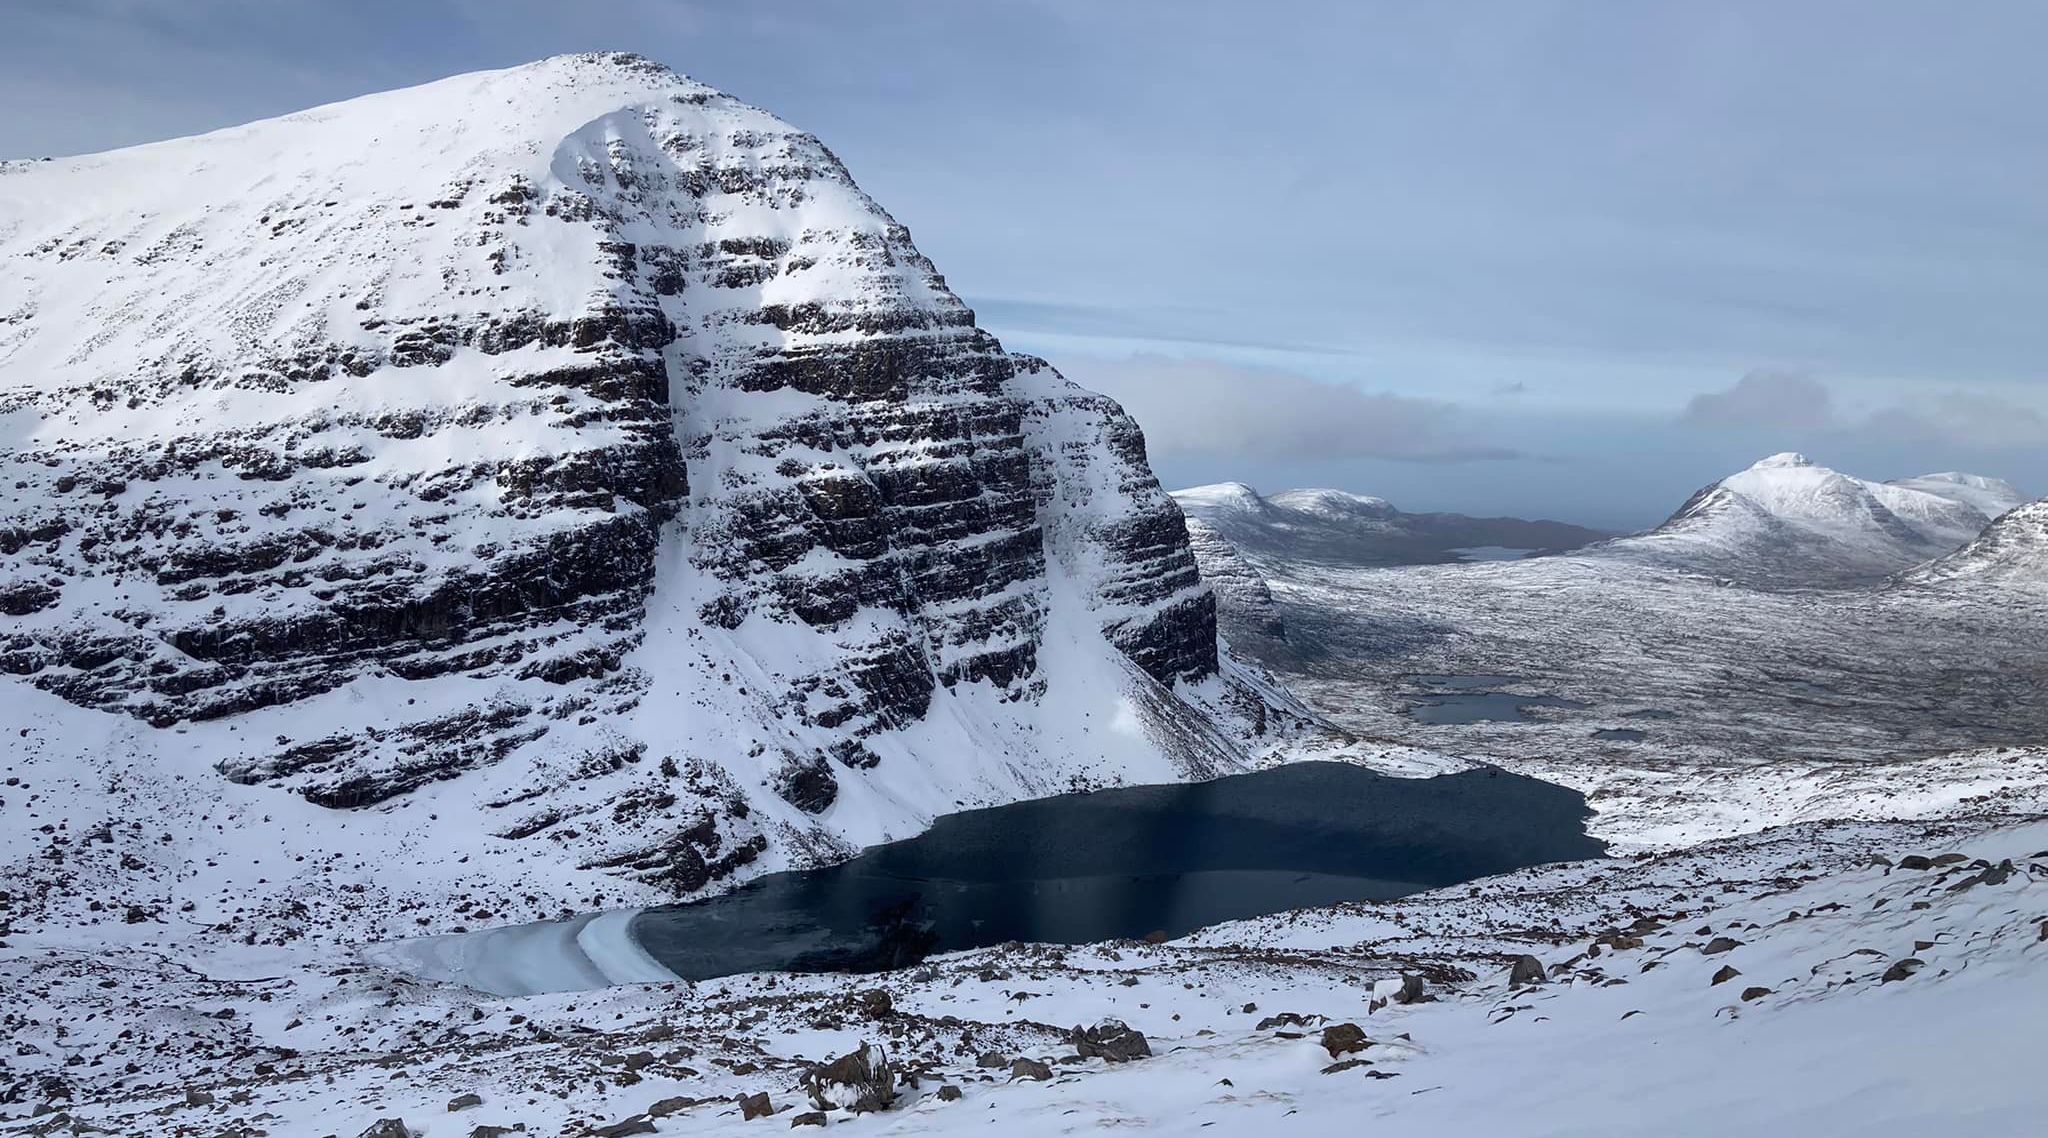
[0,52,1333,934]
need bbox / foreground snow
[6,806,2041,1136]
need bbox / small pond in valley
[1404,674,1591,725]
[385,762,1606,993]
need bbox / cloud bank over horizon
[1063,356,1522,466]
[7,0,2046,524]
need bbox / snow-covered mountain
[1172,482,1608,566]
[1595,453,2028,587]
[1904,499,2048,591]
[0,53,1329,935]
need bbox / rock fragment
[1508,955,1547,986]
[1320,1023,1369,1057]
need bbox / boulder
[1394,974,1429,1004]
[183,1089,214,1108]
[1897,855,1933,871]
[857,989,894,1019]
[1508,955,1547,986]
[593,1116,656,1137]
[359,1122,412,1138]
[739,1092,775,1120]
[936,1085,962,1102]
[975,1051,1008,1069]
[1710,965,1741,986]
[448,1093,483,1112]
[1068,1018,1150,1063]
[648,1097,696,1118]
[1701,937,1741,955]
[799,1042,896,1113]
[1740,986,1772,1001]
[1320,1023,1369,1057]
[1008,1058,1053,1082]
[790,1112,827,1128]
[1881,958,1924,983]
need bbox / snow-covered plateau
[3,54,2045,1138]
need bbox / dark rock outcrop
[1067,1018,1150,1063]
[799,1042,896,1113]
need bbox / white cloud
[1679,370,1834,429]
[1679,370,2048,448]
[1061,355,1520,464]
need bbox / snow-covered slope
[1888,471,2030,519]
[1903,499,2048,592]
[0,53,1325,936]
[1596,453,2026,587]
[11,785,2043,1135]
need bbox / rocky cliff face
[0,53,1287,916]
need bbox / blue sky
[9,0,2047,528]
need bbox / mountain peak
[1751,451,1814,470]
[1620,454,2017,587]
[0,59,1281,904]
[1171,482,1267,511]
[1268,488,1397,518]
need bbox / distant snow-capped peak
[1613,453,2025,586]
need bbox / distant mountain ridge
[1593,453,2031,587]
[1171,482,1611,568]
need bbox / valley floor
[1244,554,2048,847]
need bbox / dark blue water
[631,763,1605,980]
